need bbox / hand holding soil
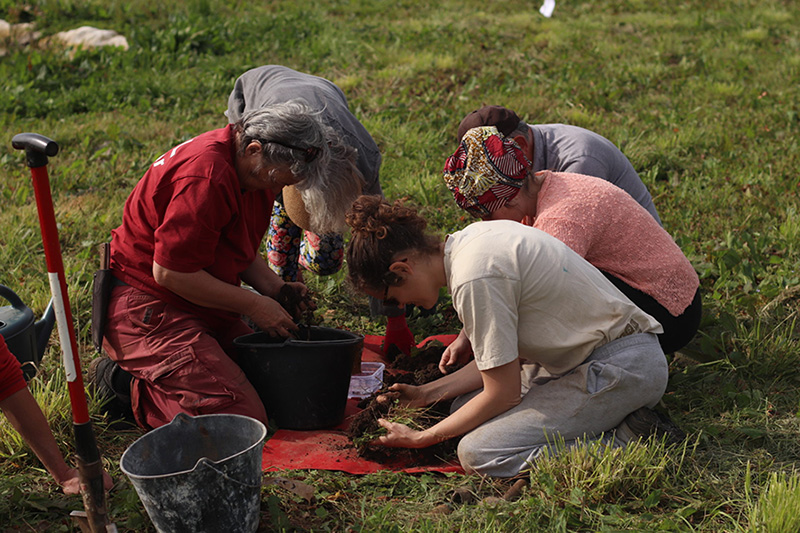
[247,294,298,337]
[276,282,317,324]
[375,418,431,448]
[377,383,428,409]
[347,340,462,464]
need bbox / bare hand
[376,383,428,408]
[374,419,430,448]
[439,330,473,373]
[276,282,317,323]
[248,295,299,337]
[59,467,114,495]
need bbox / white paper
[540,0,555,18]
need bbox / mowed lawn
[1,0,799,531]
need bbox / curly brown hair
[345,195,440,294]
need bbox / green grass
[748,469,800,533]
[1,0,800,530]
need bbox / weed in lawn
[0,474,82,532]
[747,470,800,533]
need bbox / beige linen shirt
[444,220,662,377]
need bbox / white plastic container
[348,362,385,399]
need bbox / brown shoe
[615,407,686,446]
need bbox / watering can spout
[35,299,56,359]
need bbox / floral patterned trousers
[266,193,344,282]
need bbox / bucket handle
[197,458,263,489]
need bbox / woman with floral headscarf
[345,195,682,478]
[443,126,701,357]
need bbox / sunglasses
[265,140,321,163]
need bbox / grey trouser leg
[455,333,668,478]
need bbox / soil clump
[276,283,316,325]
[347,340,463,464]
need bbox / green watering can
[0,284,55,380]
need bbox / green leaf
[738,427,767,438]
[643,489,662,508]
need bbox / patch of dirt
[346,398,458,464]
[390,340,461,383]
[385,338,446,367]
[347,340,463,465]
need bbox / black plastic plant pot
[234,326,363,430]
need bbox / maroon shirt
[110,125,275,328]
[0,335,26,402]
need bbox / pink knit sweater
[531,171,699,316]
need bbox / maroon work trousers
[103,285,267,430]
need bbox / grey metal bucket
[120,413,266,533]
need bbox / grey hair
[234,99,330,189]
[295,129,365,233]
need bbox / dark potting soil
[389,340,447,370]
[346,395,458,465]
[389,340,462,386]
[275,283,316,325]
[348,340,463,464]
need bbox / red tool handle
[29,163,90,424]
[11,133,90,424]
[13,133,112,533]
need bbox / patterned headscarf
[442,126,531,218]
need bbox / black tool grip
[11,133,59,168]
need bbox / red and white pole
[29,161,91,424]
[12,133,112,533]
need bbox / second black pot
[234,326,363,430]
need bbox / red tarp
[262,334,464,474]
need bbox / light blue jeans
[453,333,668,478]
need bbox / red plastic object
[383,315,415,355]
